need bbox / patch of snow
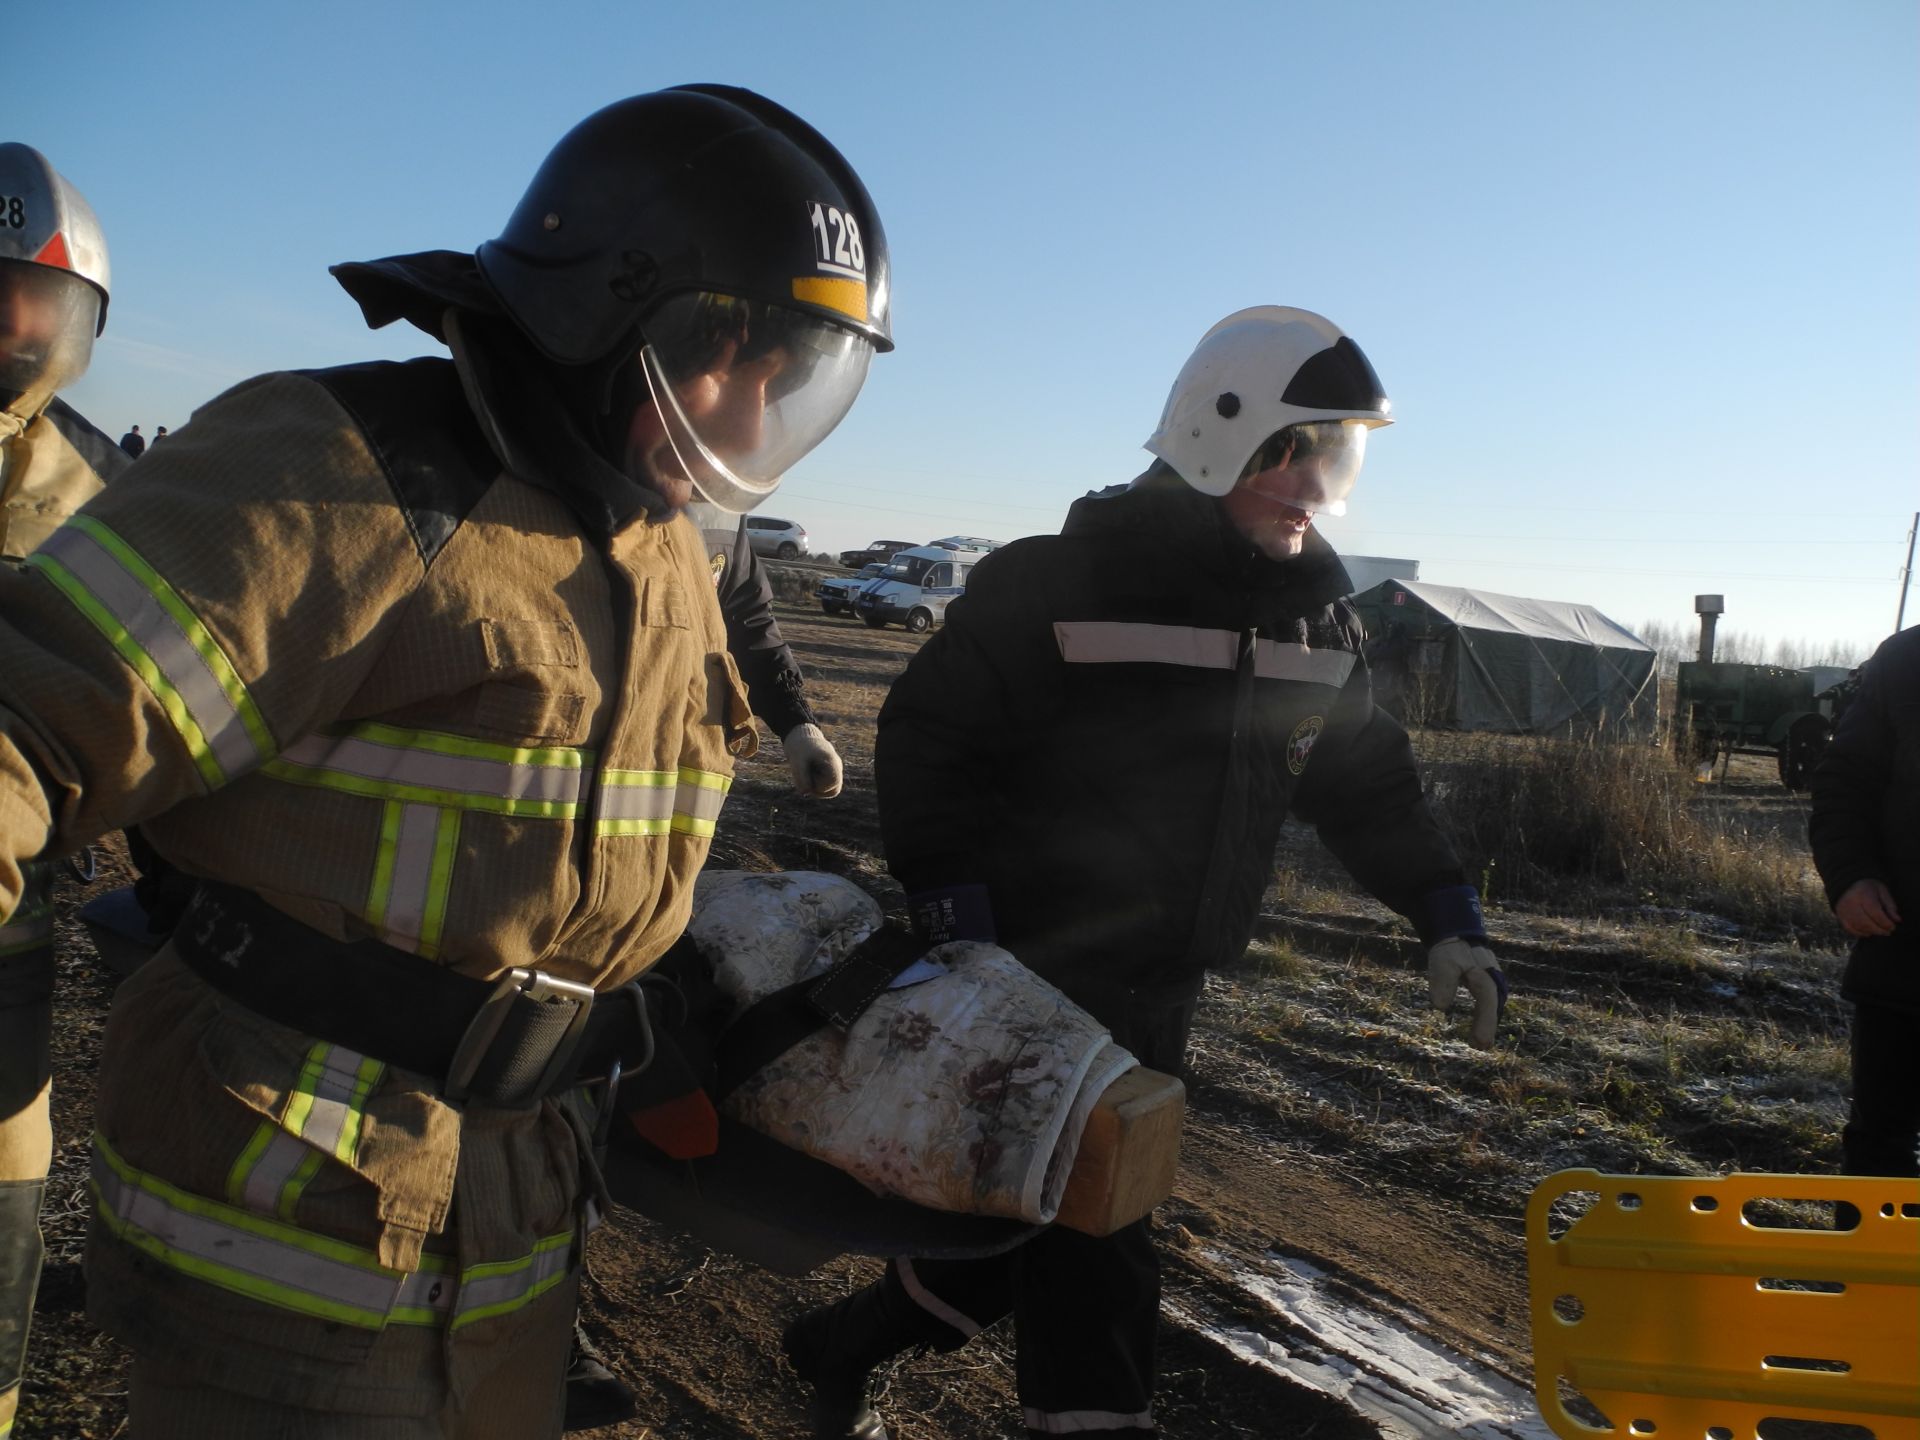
[1169,1249,1556,1440]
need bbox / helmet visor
[1236,420,1369,517]
[0,260,99,414]
[637,292,873,513]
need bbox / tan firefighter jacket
[0,355,758,1406]
[0,396,127,561]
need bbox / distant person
[153,424,168,443]
[1809,626,1918,1177]
[117,421,143,457]
[0,138,126,1440]
[786,307,1508,1440]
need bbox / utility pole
[1899,510,1918,633]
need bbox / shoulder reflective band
[265,721,589,817]
[28,514,275,790]
[227,1043,386,1220]
[95,1133,572,1330]
[1053,621,1356,687]
[595,766,732,839]
[0,862,54,959]
[1022,1406,1156,1436]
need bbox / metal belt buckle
[445,967,597,1107]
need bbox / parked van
[852,545,988,633]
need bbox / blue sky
[26,0,1918,656]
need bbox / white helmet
[1143,306,1391,515]
[0,143,111,426]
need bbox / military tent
[1349,578,1657,735]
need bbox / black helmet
[477,85,891,511]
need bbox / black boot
[782,1272,960,1440]
[562,1319,638,1432]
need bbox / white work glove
[782,723,844,798]
[1426,937,1508,1050]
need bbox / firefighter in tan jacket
[0,141,126,1440]
[0,88,892,1437]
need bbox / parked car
[852,545,988,633]
[745,516,809,559]
[928,535,1003,553]
[818,562,887,615]
[836,539,915,570]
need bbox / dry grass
[1412,732,1830,933]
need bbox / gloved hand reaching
[1426,937,1508,1050]
[783,723,844,798]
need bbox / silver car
[744,516,809,559]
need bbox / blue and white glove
[1421,887,1508,1050]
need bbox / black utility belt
[171,882,650,1110]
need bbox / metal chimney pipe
[1695,594,1725,664]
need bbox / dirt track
[21,600,1854,1438]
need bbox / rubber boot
[0,1179,47,1440]
[782,1270,961,1440]
[562,1318,638,1432]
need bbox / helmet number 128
[807,202,864,278]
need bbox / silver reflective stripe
[1021,1406,1156,1434]
[273,727,587,812]
[674,768,730,835]
[1253,638,1355,687]
[1055,621,1237,670]
[94,1139,419,1326]
[897,1256,985,1339]
[233,1127,317,1218]
[370,801,459,955]
[95,1135,569,1331]
[596,771,675,826]
[35,519,270,785]
[450,1234,573,1329]
[1053,621,1355,687]
[595,767,732,838]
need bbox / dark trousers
[1842,1000,1920,1178]
[893,981,1200,1437]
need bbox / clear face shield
[632,292,873,514]
[0,260,100,426]
[1234,420,1370,517]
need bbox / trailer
[1673,661,1853,789]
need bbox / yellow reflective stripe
[368,802,460,957]
[266,723,589,818]
[595,766,732,838]
[228,1045,385,1219]
[451,1231,574,1329]
[95,1133,571,1331]
[30,516,273,786]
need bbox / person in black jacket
[1809,625,1919,1178]
[690,502,844,796]
[782,307,1506,1440]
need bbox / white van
[851,545,990,633]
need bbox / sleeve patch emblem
[1287,715,1325,776]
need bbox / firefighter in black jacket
[783,307,1506,1439]
[1809,625,1919,1178]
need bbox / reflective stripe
[265,722,589,817]
[1053,621,1355,687]
[1021,1406,1156,1434]
[94,1133,571,1330]
[896,1256,984,1339]
[30,515,273,788]
[226,1043,386,1220]
[367,801,461,957]
[595,767,732,838]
